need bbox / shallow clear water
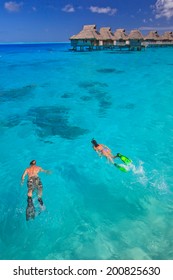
[0,43,173,260]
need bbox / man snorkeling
[21,160,51,220]
[91,138,118,164]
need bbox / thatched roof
[99,27,115,40]
[70,25,101,40]
[114,29,128,40]
[128,29,144,40]
[161,31,173,41]
[144,31,160,41]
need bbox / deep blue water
[0,43,173,260]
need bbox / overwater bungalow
[160,31,173,45]
[70,24,173,51]
[128,30,144,50]
[99,27,116,48]
[70,25,102,51]
[114,29,129,48]
[144,31,161,46]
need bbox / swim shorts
[27,176,43,196]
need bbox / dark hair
[30,160,36,166]
[91,138,99,147]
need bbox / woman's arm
[102,144,111,151]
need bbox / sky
[0,0,173,42]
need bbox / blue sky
[0,0,173,42]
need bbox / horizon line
[0,41,70,45]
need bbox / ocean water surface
[0,43,173,260]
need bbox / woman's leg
[103,151,115,164]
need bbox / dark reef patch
[78,80,113,117]
[98,99,112,116]
[27,106,88,140]
[0,105,89,139]
[97,68,116,73]
[99,99,112,108]
[97,68,125,74]
[88,88,109,100]
[40,140,54,144]
[61,93,72,98]
[0,84,37,102]
[0,114,22,128]
[7,59,66,70]
[117,103,135,110]
[78,81,108,89]
[80,95,92,101]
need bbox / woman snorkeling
[91,138,118,164]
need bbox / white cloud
[143,18,153,23]
[155,0,173,19]
[89,6,117,16]
[139,25,173,30]
[4,1,23,12]
[62,4,75,13]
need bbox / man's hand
[45,170,52,175]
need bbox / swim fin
[117,153,132,165]
[38,197,43,206]
[38,197,46,213]
[26,197,35,221]
[114,163,128,172]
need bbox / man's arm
[39,167,51,174]
[21,170,27,185]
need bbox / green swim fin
[117,153,132,165]
[114,163,128,172]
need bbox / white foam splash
[130,162,145,175]
[128,161,148,185]
[150,175,169,192]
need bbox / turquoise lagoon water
[0,43,173,260]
